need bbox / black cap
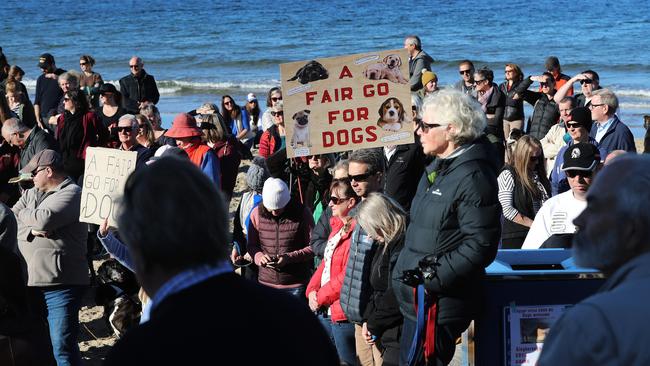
[37,53,55,69]
[545,56,560,71]
[568,107,594,132]
[561,143,600,171]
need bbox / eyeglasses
[349,172,375,183]
[416,119,444,133]
[271,97,282,102]
[566,122,583,129]
[589,103,605,109]
[566,170,593,179]
[329,196,350,205]
[271,111,284,117]
[459,69,472,75]
[579,79,593,85]
[129,64,140,69]
[117,126,133,133]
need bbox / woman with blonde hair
[356,192,407,366]
[135,114,157,148]
[498,135,550,248]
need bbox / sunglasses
[539,82,550,87]
[474,79,487,84]
[138,124,147,129]
[505,69,514,73]
[416,119,444,133]
[459,69,472,75]
[349,172,375,183]
[224,101,233,105]
[271,97,282,102]
[329,196,350,205]
[566,170,593,179]
[79,62,87,66]
[117,126,133,133]
[566,122,583,129]
[129,64,140,69]
[63,97,71,101]
[271,111,284,117]
[579,79,593,85]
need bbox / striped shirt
[498,169,548,221]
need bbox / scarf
[477,86,494,112]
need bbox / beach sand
[77,139,645,364]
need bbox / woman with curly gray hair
[393,89,502,365]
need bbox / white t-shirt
[522,190,587,249]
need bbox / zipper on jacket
[275,220,280,283]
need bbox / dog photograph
[362,54,408,84]
[286,60,329,84]
[377,97,406,131]
[291,109,311,147]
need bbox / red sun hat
[165,113,203,138]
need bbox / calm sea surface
[2,0,649,135]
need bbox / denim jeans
[318,314,356,365]
[29,286,86,366]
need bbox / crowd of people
[0,36,649,366]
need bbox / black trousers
[399,316,470,366]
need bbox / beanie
[569,107,594,132]
[262,178,290,210]
[421,69,437,87]
[246,157,270,193]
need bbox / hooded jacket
[392,136,501,323]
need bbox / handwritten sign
[79,147,137,226]
[281,49,414,157]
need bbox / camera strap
[407,284,438,366]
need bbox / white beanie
[262,178,290,210]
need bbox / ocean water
[2,0,649,136]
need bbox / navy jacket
[589,115,636,156]
[539,252,650,365]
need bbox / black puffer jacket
[516,77,560,140]
[392,136,501,324]
[383,140,426,211]
[119,70,160,113]
[499,80,525,121]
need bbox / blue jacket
[539,252,650,365]
[229,108,251,136]
[339,224,378,324]
[550,138,605,196]
[589,115,636,156]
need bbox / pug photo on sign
[291,110,312,147]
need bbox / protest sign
[79,147,137,226]
[280,49,414,157]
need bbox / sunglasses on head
[349,172,375,182]
[579,79,593,85]
[565,169,593,179]
[117,126,133,133]
[329,196,350,205]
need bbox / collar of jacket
[598,251,650,292]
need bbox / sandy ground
[78,139,645,364]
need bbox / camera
[399,254,440,288]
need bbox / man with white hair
[589,88,635,154]
[538,154,650,365]
[1,117,57,170]
[117,114,153,168]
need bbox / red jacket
[258,125,281,158]
[306,217,356,322]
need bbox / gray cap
[20,149,62,174]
